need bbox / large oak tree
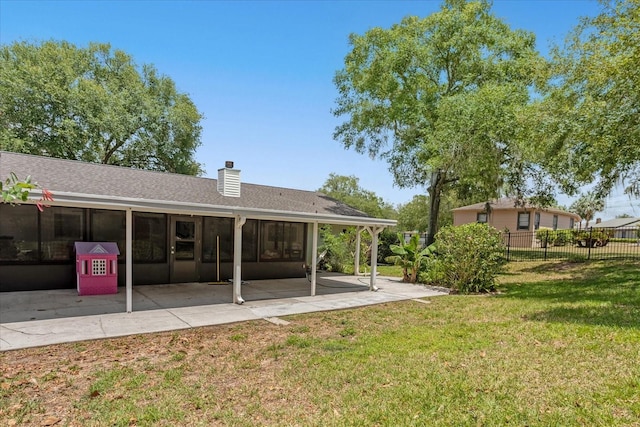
[533,0,640,198]
[333,0,546,244]
[0,41,203,175]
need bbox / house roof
[594,217,640,228]
[0,151,395,227]
[452,197,580,219]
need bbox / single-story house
[0,151,395,310]
[593,217,640,239]
[452,198,581,247]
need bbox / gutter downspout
[233,215,247,304]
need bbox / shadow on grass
[501,261,640,329]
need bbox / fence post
[507,232,511,261]
[587,227,593,260]
[544,230,549,261]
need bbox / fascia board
[25,190,397,228]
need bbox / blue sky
[1,0,637,218]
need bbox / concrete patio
[0,273,449,351]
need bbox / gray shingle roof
[594,217,640,228]
[1,151,393,225]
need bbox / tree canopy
[570,193,605,228]
[533,0,640,197]
[0,41,204,175]
[333,0,545,244]
[318,173,396,219]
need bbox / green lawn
[1,260,639,426]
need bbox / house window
[517,212,530,230]
[476,213,488,223]
[133,212,166,263]
[202,218,259,263]
[570,218,575,229]
[534,212,540,230]
[0,204,39,263]
[242,219,258,262]
[202,217,233,262]
[41,207,85,261]
[260,221,305,261]
[91,209,126,260]
[553,215,559,230]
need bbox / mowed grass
[1,260,639,426]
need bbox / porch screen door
[170,216,201,283]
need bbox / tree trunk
[426,170,444,246]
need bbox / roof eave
[24,190,396,228]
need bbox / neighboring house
[593,217,640,239]
[452,198,581,247]
[0,151,395,308]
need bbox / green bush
[535,228,574,247]
[573,228,614,247]
[318,225,351,273]
[433,223,505,293]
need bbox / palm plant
[385,233,436,283]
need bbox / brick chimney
[217,161,240,197]
[596,218,602,224]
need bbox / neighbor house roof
[0,151,395,227]
[452,197,580,219]
[594,217,640,228]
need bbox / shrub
[385,233,435,283]
[318,225,351,273]
[434,223,505,293]
[536,228,574,247]
[573,228,614,247]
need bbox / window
[41,207,85,261]
[570,218,575,229]
[553,215,559,230]
[133,213,166,262]
[174,220,196,260]
[517,212,530,230]
[203,217,233,262]
[242,219,258,261]
[91,210,126,260]
[476,213,488,223]
[260,221,305,261]
[534,212,541,230]
[0,204,39,262]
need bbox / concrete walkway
[0,274,448,351]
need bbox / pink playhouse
[74,242,120,296]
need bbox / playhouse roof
[74,242,121,255]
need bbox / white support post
[368,226,384,292]
[233,215,247,304]
[354,227,364,275]
[311,222,318,296]
[125,209,133,313]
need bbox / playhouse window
[92,259,107,275]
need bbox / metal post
[354,227,362,275]
[544,230,549,261]
[369,226,383,291]
[125,209,133,313]
[311,222,318,296]
[507,232,511,261]
[588,227,593,260]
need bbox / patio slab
[0,274,448,351]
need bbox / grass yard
[1,260,639,426]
